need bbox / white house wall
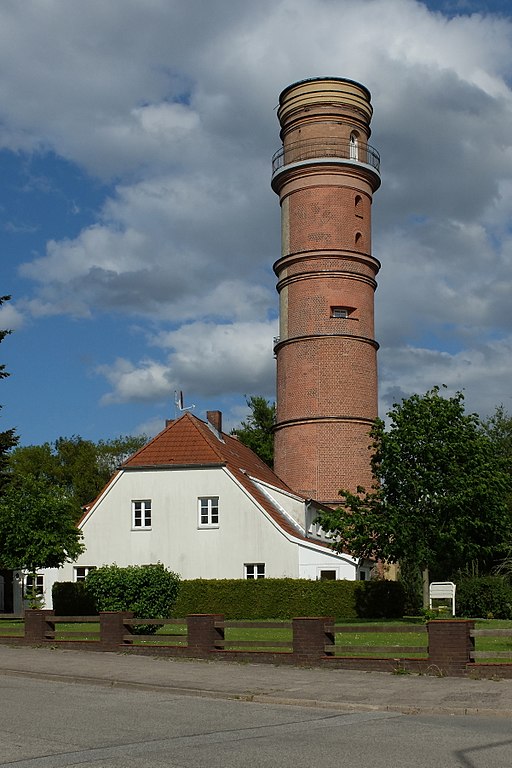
[49,466,299,601]
[298,543,357,580]
[252,481,307,529]
[42,465,359,608]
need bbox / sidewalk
[1,644,512,718]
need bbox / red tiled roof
[121,412,315,543]
[122,412,290,487]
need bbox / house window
[132,499,152,529]
[319,570,337,581]
[198,497,219,528]
[74,566,96,582]
[24,573,44,597]
[331,307,349,318]
[245,563,265,579]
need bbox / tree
[0,475,84,605]
[0,296,18,491]
[483,406,512,577]
[232,396,275,467]
[316,387,512,606]
[95,434,148,476]
[483,405,512,476]
[9,433,147,508]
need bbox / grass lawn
[0,619,24,637]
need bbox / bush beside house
[456,576,512,619]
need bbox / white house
[35,411,366,609]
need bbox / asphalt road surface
[1,674,512,768]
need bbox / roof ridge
[186,415,227,462]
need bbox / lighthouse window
[355,195,363,217]
[331,307,349,318]
[349,132,359,160]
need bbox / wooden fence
[0,612,511,678]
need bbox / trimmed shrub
[354,579,406,619]
[52,581,97,616]
[173,578,404,620]
[85,563,181,633]
[456,576,512,619]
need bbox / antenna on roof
[174,390,195,417]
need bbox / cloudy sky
[1,0,512,446]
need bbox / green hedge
[53,575,406,621]
[456,576,512,619]
[52,581,97,616]
[173,578,405,620]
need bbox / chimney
[206,410,222,434]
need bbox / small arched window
[355,231,362,246]
[355,194,363,217]
[349,132,359,160]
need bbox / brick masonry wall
[272,81,380,502]
[288,186,372,254]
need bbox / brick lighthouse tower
[271,77,381,505]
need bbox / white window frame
[349,131,359,160]
[132,499,152,529]
[245,563,265,579]
[331,306,349,319]
[74,566,96,582]
[198,497,219,528]
[24,573,44,597]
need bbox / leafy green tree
[0,296,18,491]
[232,396,275,467]
[95,434,147,476]
[0,475,84,606]
[482,405,512,475]
[316,387,512,606]
[9,433,147,508]
[483,407,512,578]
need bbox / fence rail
[470,628,512,662]
[1,611,510,679]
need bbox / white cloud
[380,336,512,418]
[0,301,25,331]
[99,319,277,404]
[2,0,512,421]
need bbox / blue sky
[2,0,512,447]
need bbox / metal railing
[272,137,380,176]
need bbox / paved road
[1,673,512,768]
[1,646,512,718]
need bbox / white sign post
[429,581,456,616]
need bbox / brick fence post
[100,611,134,649]
[293,617,335,664]
[428,619,475,676]
[24,609,54,644]
[187,614,224,654]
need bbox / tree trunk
[422,567,430,609]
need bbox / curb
[1,666,512,720]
